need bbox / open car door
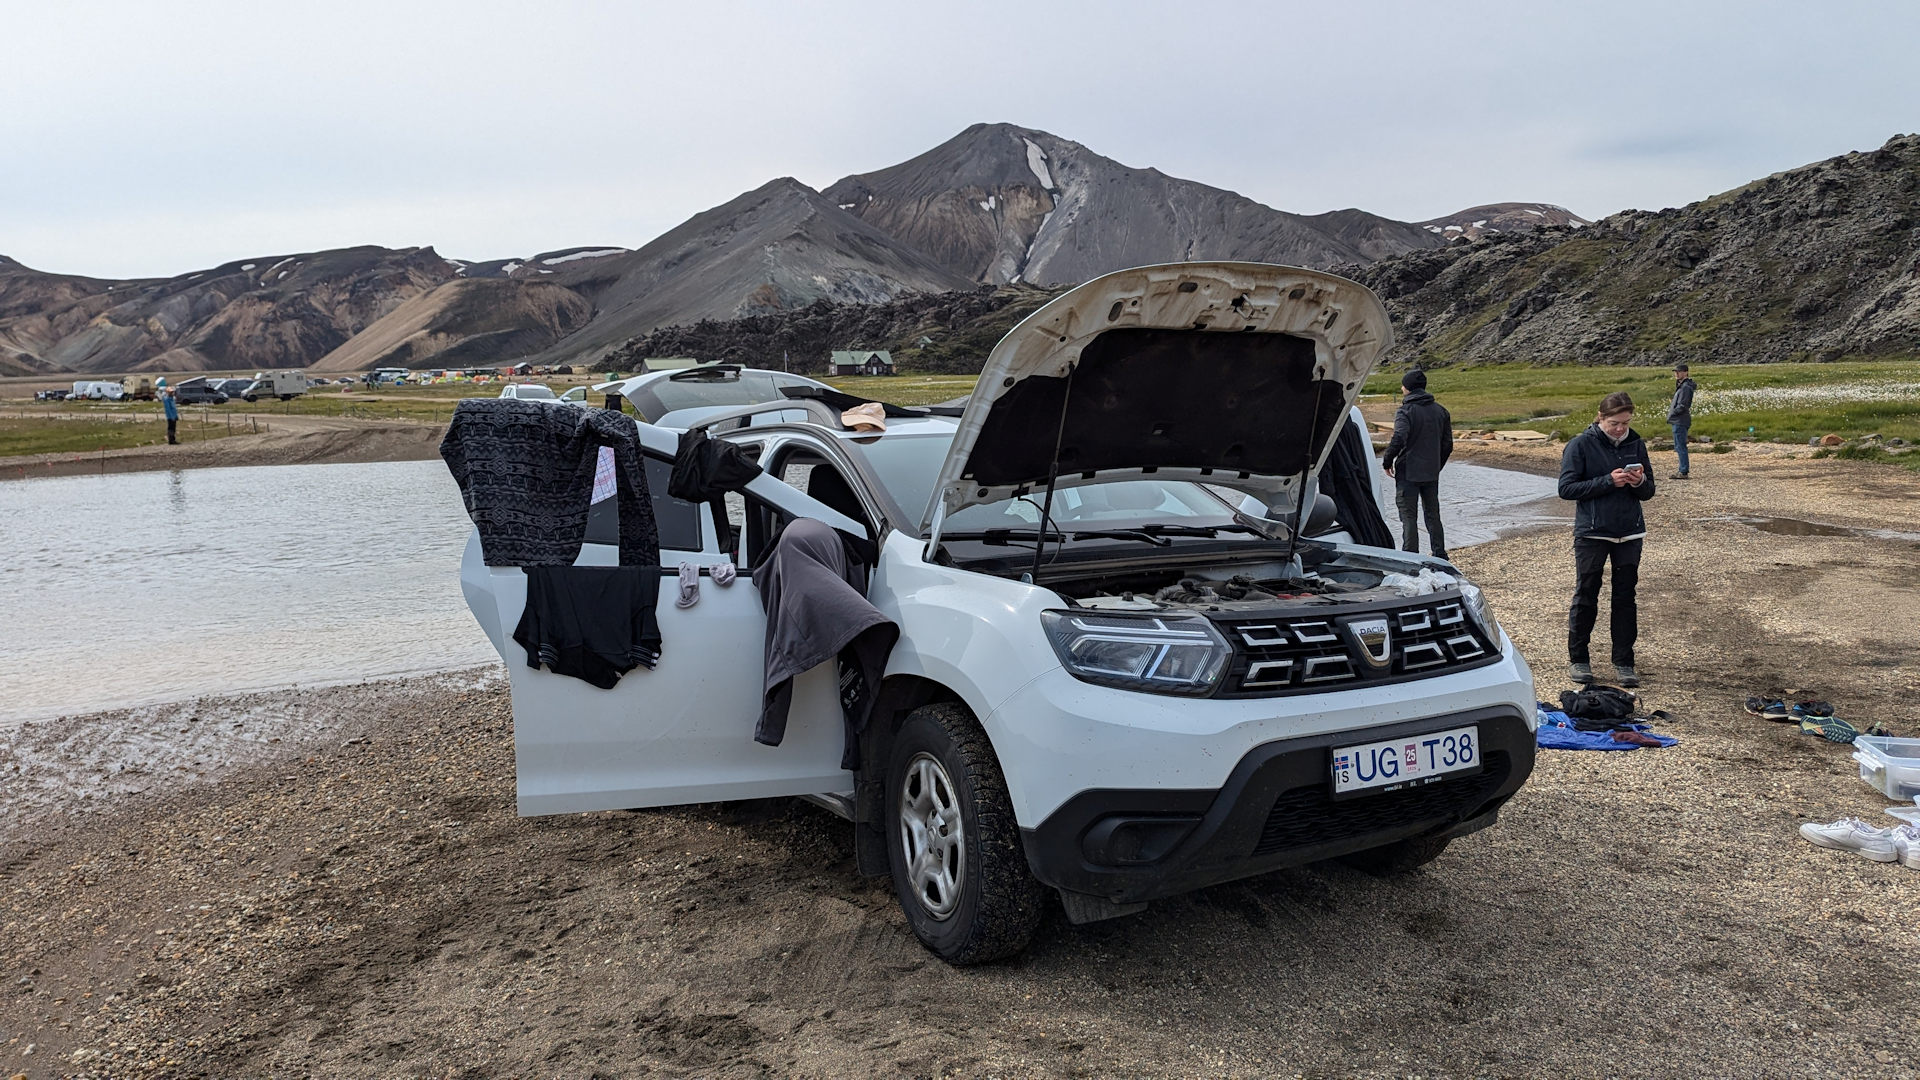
[459,422,873,816]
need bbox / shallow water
[0,460,495,724]
[1705,514,1920,544]
[1,458,1567,724]
[1374,462,1568,550]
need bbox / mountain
[1341,134,1920,367]
[310,278,595,372]
[820,123,1445,286]
[0,246,459,375]
[609,283,1065,375]
[511,177,977,366]
[4,124,1588,376]
[1418,203,1591,243]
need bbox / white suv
[460,263,1537,964]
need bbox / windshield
[859,432,1238,532]
[627,372,820,422]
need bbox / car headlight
[1040,610,1232,696]
[1459,581,1503,653]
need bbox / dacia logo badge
[1347,616,1392,667]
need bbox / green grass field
[16,359,1916,463]
[1363,359,1920,445]
[0,416,234,457]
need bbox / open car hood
[926,262,1393,529]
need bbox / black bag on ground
[1560,686,1639,722]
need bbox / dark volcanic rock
[608,284,1064,375]
[822,123,1443,286]
[1340,134,1920,367]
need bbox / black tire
[1339,833,1453,877]
[244,394,257,403]
[885,702,1047,965]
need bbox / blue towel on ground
[1535,705,1679,751]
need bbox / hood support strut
[1027,363,1078,584]
[1279,376,1333,575]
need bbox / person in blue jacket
[1558,392,1656,687]
[159,377,178,444]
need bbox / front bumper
[1017,704,1535,906]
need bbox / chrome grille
[1214,597,1498,698]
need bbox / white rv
[70,380,126,401]
[240,371,308,401]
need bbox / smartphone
[1624,463,1644,478]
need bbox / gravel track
[4,447,1918,1078]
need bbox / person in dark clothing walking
[159,378,178,444]
[1667,362,1696,478]
[1559,391,1656,688]
[1381,368,1453,560]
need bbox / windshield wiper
[941,527,1066,547]
[942,526,1171,548]
[1126,523,1270,538]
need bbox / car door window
[583,452,701,554]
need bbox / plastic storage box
[1853,736,1920,800]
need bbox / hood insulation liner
[962,327,1348,491]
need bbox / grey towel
[754,518,898,769]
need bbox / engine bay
[1055,555,1459,613]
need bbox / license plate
[1331,725,1480,796]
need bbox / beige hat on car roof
[840,402,886,432]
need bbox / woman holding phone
[1558,392,1658,687]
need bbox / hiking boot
[1568,662,1594,684]
[1615,664,1640,688]
[1799,818,1898,862]
[1670,472,1690,479]
[1893,825,1920,870]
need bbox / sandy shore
[0,414,446,480]
[4,449,1919,1077]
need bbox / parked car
[459,263,1538,964]
[173,383,229,405]
[603,364,834,428]
[498,383,557,402]
[213,379,257,398]
[556,387,591,408]
[34,389,69,401]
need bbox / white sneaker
[1893,825,1920,870]
[1800,818,1899,862]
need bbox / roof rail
[687,398,845,434]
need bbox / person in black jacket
[1558,391,1657,687]
[1381,368,1453,560]
[1667,362,1696,479]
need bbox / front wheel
[885,703,1047,965]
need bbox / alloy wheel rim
[898,752,966,920]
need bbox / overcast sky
[5,0,1916,279]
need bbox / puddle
[1708,515,1920,543]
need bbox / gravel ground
[4,447,1919,1078]
[0,415,444,481]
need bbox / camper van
[120,375,158,400]
[240,371,308,402]
[70,380,126,401]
